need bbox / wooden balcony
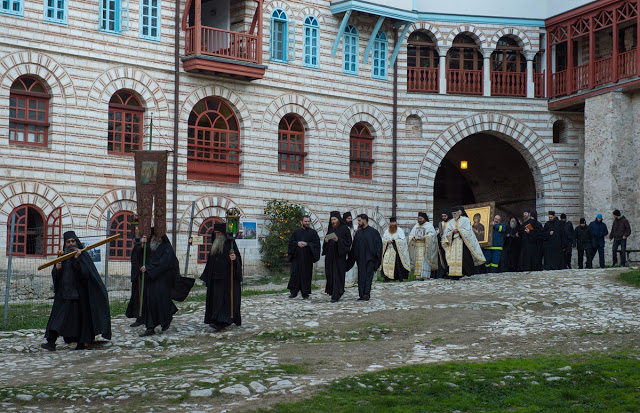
[447,69,483,95]
[534,72,545,98]
[182,0,266,80]
[491,71,526,97]
[407,67,439,93]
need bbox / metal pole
[4,213,16,326]
[149,114,153,150]
[184,201,195,276]
[105,210,110,286]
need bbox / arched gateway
[418,113,562,218]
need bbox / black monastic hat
[213,222,227,233]
[418,212,428,221]
[548,211,556,216]
[389,216,397,223]
[342,211,352,221]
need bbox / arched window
[491,36,526,96]
[303,15,319,68]
[109,211,135,260]
[278,114,305,173]
[198,217,223,263]
[343,25,358,74]
[349,123,374,179]
[9,76,50,146]
[6,205,45,256]
[187,97,241,183]
[372,31,387,80]
[447,34,483,94]
[553,120,568,144]
[271,9,288,62]
[108,90,144,155]
[407,30,439,92]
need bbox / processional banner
[133,150,169,238]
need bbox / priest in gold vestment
[380,217,411,282]
[408,212,439,280]
[441,206,486,278]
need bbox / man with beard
[125,237,144,327]
[201,222,242,330]
[408,213,438,280]
[136,229,180,337]
[287,215,321,299]
[41,231,111,351]
[560,214,575,269]
[520,209,543,271]
[441,206,486,278]
[351,214,382,300]
[343,212,358,288]
[436,210,451,278]
[381,217,411,282]
[542,211,565,270]
[501,216,522,272]
[322,211,352,302]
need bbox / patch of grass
[258,329,315,340]
[259,351,640,412]
[249,271,291,286]
[243,288,289,297]
[431,337,444,343]
[619,269,640,286]
[0,302,50,331]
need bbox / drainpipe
[172,0,180,249]
[392,27,398,216]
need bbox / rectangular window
[140,0,160,40]
[373,40,387,79]
[44,0,66,23]
[303,25,318,68]
[271,19,287,61]
[100,0,120,33]
[343,34,358,74]
[1,0,22,16]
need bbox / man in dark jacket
[560,214,575,269]
[322,211,353,302]
[588,214,608,268]
[610,209,632,267]
[542,211,564,270]
[574,218,594,269]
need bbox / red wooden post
[547,29,553,98]
[567,24,574,93]
[257,0,263,65]
[589,16,595,88]
[612,8,619,83]
[194,0,202,55]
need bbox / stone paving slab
[0,268,638,412]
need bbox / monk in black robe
[520,210,543,271]
[322,211,352,302]
[436,210,451,278]
[136,230,180,337]
[500,216,522,272]
[125,238,143,327]
[287,215,321,299]
[351,213,382,301]
[201,222,242,330]
[42,231,111,351]
[542,211,564,270]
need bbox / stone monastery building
[1,0,639,271]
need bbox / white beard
[150,239,161,251]
[211,236,225,255]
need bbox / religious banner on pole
[133,150,169,238]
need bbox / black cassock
[125,239,143,320]
[136,238,180,330]
[500,222,522,272]
[45,252,111,344]
[351,226,382,298]
[200,238,242,327]
[287,228,321,296]
[520,218,543,271]
[322,223,352,300]
[543,217,564,270]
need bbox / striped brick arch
[177,195,245,234]
[335,103,392,143]
[399,108,429,137]
[0,181,73,229]
[86,67,171,120]
[180,85,251,131]
[489,27,533,51]
[408,22,444,47]
[343,207,389,234]
[446,25,488,48]
[86,188,137,230]
[418,113,562,214]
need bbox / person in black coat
[287,216,321,299]
[574,218,594,269]
[126,238,144,327]
[542,211,565,270]
[42,231,111,351]
[560,214,575,269]
[351,214,382,301]
[520,210,543,271]
[322,211,353,302]
[500,216,522,272]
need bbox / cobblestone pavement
[0,267,639,412]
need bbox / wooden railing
[407,67,439,93]
[572,63,589,92]
[617,49,636,79]
[534,72,545,98]
[594,57,613,86]
[184,26,260,64]
[491,71,526,97]
[447,69,483,95]
[552,70,568,97]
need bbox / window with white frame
[44,0,66,23]
[140,0,160,40]
[303,15,319,68]
[343,25,358,75]
[100,0,120,33]
[372,31,387,79]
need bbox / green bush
[259,200,303,272]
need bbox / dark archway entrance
[434,133,536,221]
